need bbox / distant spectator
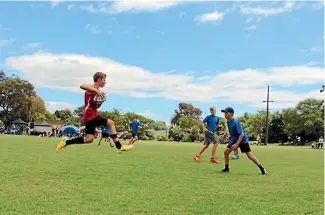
[319,136,324,149]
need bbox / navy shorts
[102,132,110,138]
[227,142,251,153]
[132,133,138,138]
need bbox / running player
[128,119,141,145]
[220,107,267,175]
[56,72,133,152]
[98,126,114,147]
[194,107,222,164]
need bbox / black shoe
[262,169,268,176]
[220,169,229,173]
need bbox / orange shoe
[210,157,221,164]
[194,156,202,163]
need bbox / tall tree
[171,102,202,125]
[244,110,268,140]
[0,72,39,125]
[268,112,287,143]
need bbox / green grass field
[0,135,324,215]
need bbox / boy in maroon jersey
[56,72,133,152]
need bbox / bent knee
[84,136,94,143]
[107,119,115,126]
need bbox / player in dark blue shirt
[194,107,222,164]
[98,126,113,147]
[128,119,141,145]
[221,107,267,176]
[231,119,246,160]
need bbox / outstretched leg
[194,144,209,162]
[246,152,267,175]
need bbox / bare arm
[202,122,207,131]
[80,84,99,94]
[235,133,244,146]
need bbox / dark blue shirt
[227,119,249,144]
[203,115,220,133]
[130,121,140,133]
[103,126,110,134]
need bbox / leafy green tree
[151,121,167,131]
[282,98,324,142]
[244,110,268,140]
[0,72,44,125]
[171,103,202,125]
[268,112,287,143]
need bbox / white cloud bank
[5,52,325,109]
[240,1,296,17]
[194,11,224,24]
[45,101,78,113]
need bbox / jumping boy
[220,107,267,176]
[56,72,133,152]
[128,118,141,145]
[194,107,222,164]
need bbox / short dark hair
[93,72,106,82]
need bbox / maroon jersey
[83,91,102,123]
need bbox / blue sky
[0,1,324,123]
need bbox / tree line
[1,71,324,143]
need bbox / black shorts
[132,133,138,138]
[85,116,108,135]
[227,142,251,153]
[102,133,110,138]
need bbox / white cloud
[45,101,78,113]
[304,61,323,67]
[5,52,325,109]
[312,1,324,10]
[85,24,102,34]
[244,25,257,31]
[194,11,224,24]
[0,38,15,46]
[179,12,186,18]
[137,110,158,119]
[156,31,165,36]
[71,1,209,14]
[22,42,41,51]
[50,0,65,8]
[240,1,295,17]
[303,46,324,56]
[30,3,44,9]
[109,0,181,13]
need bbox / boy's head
[221,107,234,120]
[210,107,216,115]
[93,72,106,87]
[132,118,137,122]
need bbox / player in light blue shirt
[194,107,222,163]
[220,107,268,176]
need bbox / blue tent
[63,125,80,136]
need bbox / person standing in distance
[98,126,114,147]
[194,107,222,164]
[128,119,141,145]
[220,107,267,175]
[56,72,133,152]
